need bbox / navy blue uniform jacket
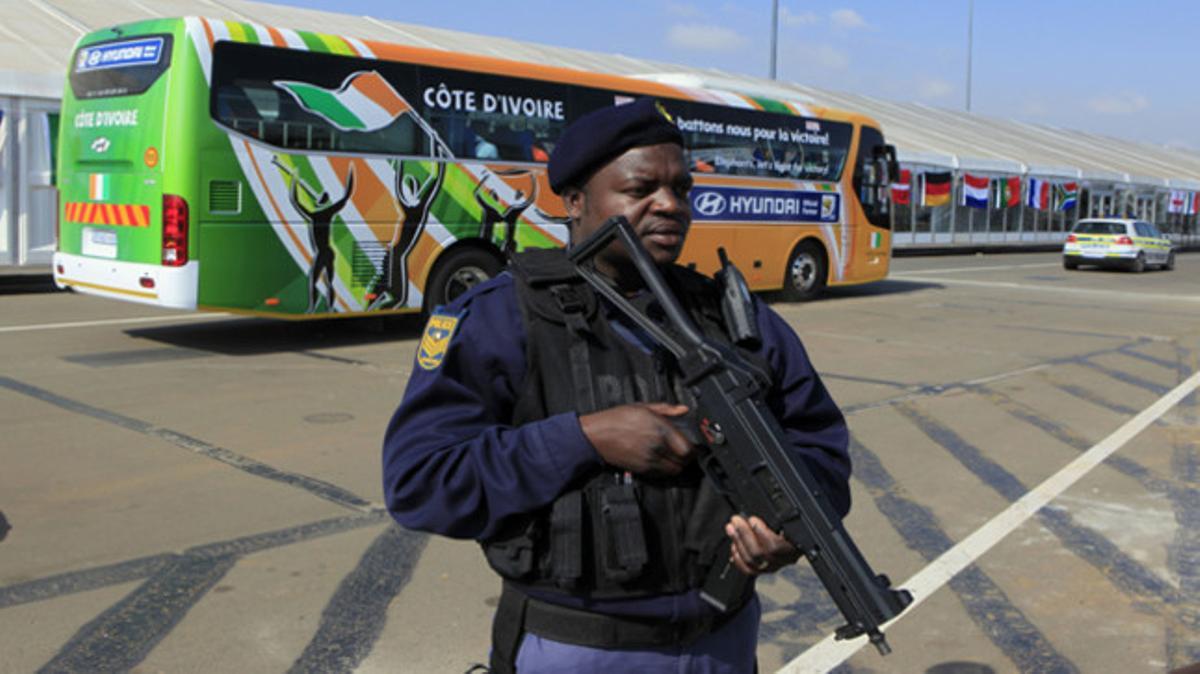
[382,272,851,617]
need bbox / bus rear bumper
[53,253,198,310]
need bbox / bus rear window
[69,35,172,99]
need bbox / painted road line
[779,368,1200,674]
[892,263,1060,276]
[896,276,1200,304]
[964,363,1052,386]
[0,313,230,334]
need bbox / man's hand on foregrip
[725,515,801,576]
[579,403,695,476]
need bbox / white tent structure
[2,0,1197,269]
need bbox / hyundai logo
[91,137,111,153]
[693,191,727,217]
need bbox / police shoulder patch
[417,310,463,371]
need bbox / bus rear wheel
[424,247,503,312]
[781,240,827,302]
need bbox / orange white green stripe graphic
[89,173,108,201]
[274,71,411,132]
[65,201,150,227]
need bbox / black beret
[548,97,684,194]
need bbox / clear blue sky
[265,0,1200,150]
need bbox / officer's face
[565,143,693,278]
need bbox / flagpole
[965,0,974,113]
[769,0,779,80]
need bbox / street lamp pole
[966,0,974,112]
[770,0,779,80]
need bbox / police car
[1063,219,1175,272]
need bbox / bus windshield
[69,35,173,99]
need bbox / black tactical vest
[480,248,751,601]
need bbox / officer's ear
[562,186,585,224]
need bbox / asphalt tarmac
[1,251,1197,673]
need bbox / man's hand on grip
[726,515,800,576]
[579,403,694,476]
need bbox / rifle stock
[568,216,912,655]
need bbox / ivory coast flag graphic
[274,71,411,132]
[89,173,108,201]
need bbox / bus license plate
[83,227,118,259]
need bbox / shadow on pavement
[129,278,943,356]
[0,274,60,296]
[126,313,427,356]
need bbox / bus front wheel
[781,241,827,302]
[425,247,503,312]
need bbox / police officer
[382,98,850,674]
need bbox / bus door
[848,125,895,277]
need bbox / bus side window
[665,99,851,182]
[416,67,568,163]
[215,85,265,139]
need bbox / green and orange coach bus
[54,16,898,317]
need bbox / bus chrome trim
[53,252,198,310]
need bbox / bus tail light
[1066,234,1076,243]
[1114,235,1133,245]
[162,194,189,267]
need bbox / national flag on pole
[1054,182,1078,211]
[274,71,412,132]
[993,176,1020,208]
[961,173,989,208]
[1168,190,1188,214]
[89,173,108,201]
[1026,178,1050,210]
[922,171,952,207]
[1186,192,1198,216]
[890,168,911,205]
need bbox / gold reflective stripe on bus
[199,304,417,320]
[60,278,158,299]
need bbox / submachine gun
[568,216,912,655]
